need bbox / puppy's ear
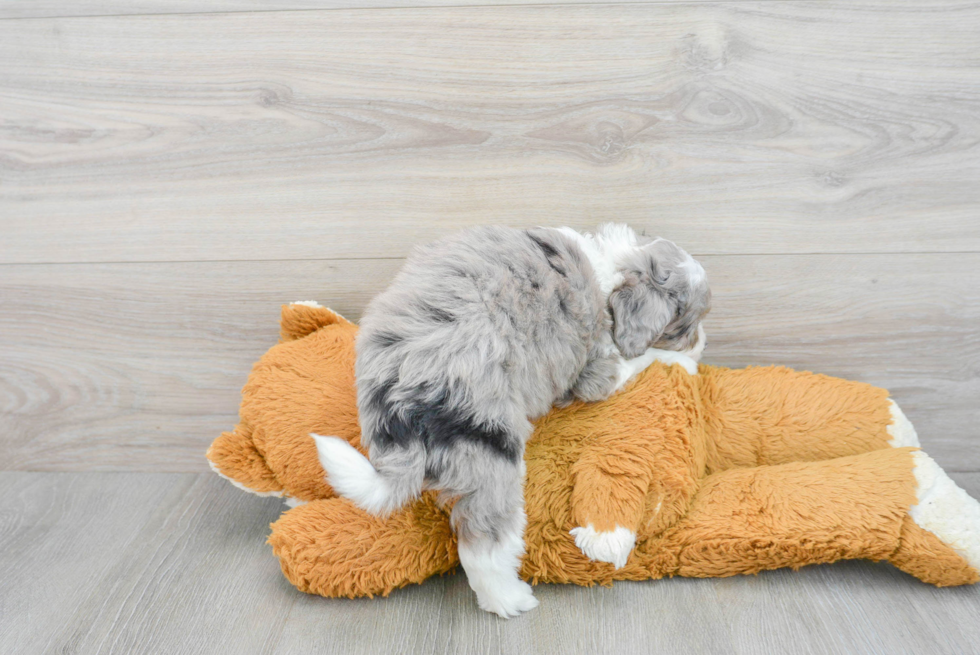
[609,273,673,358]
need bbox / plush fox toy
[207,303,980,599]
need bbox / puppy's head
[608,237,711,359]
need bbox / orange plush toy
[207,303,980,600]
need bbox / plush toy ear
[207,425,283,496]
[609,274,672,358]
[280,302,353,342]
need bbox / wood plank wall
[2,1,979,471]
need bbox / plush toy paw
[472,577,539,619]
[570,524,636,569]
[909,451,980,570]
[886,400,920,448]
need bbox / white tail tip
[311,434,394,515]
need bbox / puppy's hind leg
[452,456,538,618]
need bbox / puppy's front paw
[474,578,539,619]
[650,350,698,375]
[570,524,636,569]
[677,355,699,375]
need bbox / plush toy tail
[311,434,424,516]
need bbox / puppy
[313,224,710,617]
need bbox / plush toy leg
[889,516,979,586]
[697,365,903,471]
[889,451,980,585]
[268,493,458,598]
[646,447,979,586]
[279,302,353,342]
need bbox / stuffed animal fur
[207,302,980,599]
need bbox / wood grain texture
[0,0,763,20]
[0,258,400,473]
[3,2,979,652]
[2,1,979,263]
[0,472,291,655]
[2,253,978,473]
[2,471,980,655]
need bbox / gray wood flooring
[3,471,980,655]
[4,254,980,472]
[2,0,979,652]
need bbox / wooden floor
[2,1,979,653]
[2,472,980,655]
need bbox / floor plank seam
[0,0,805,23]
[3,251,980,268]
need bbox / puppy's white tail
[311,434,422,516]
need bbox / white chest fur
[556,226,628,298]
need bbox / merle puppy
[313,224,710,617]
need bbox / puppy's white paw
[650,350,699,375]
[570,524,636,569]
[473,577,539,619]
[676,355,699,376]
